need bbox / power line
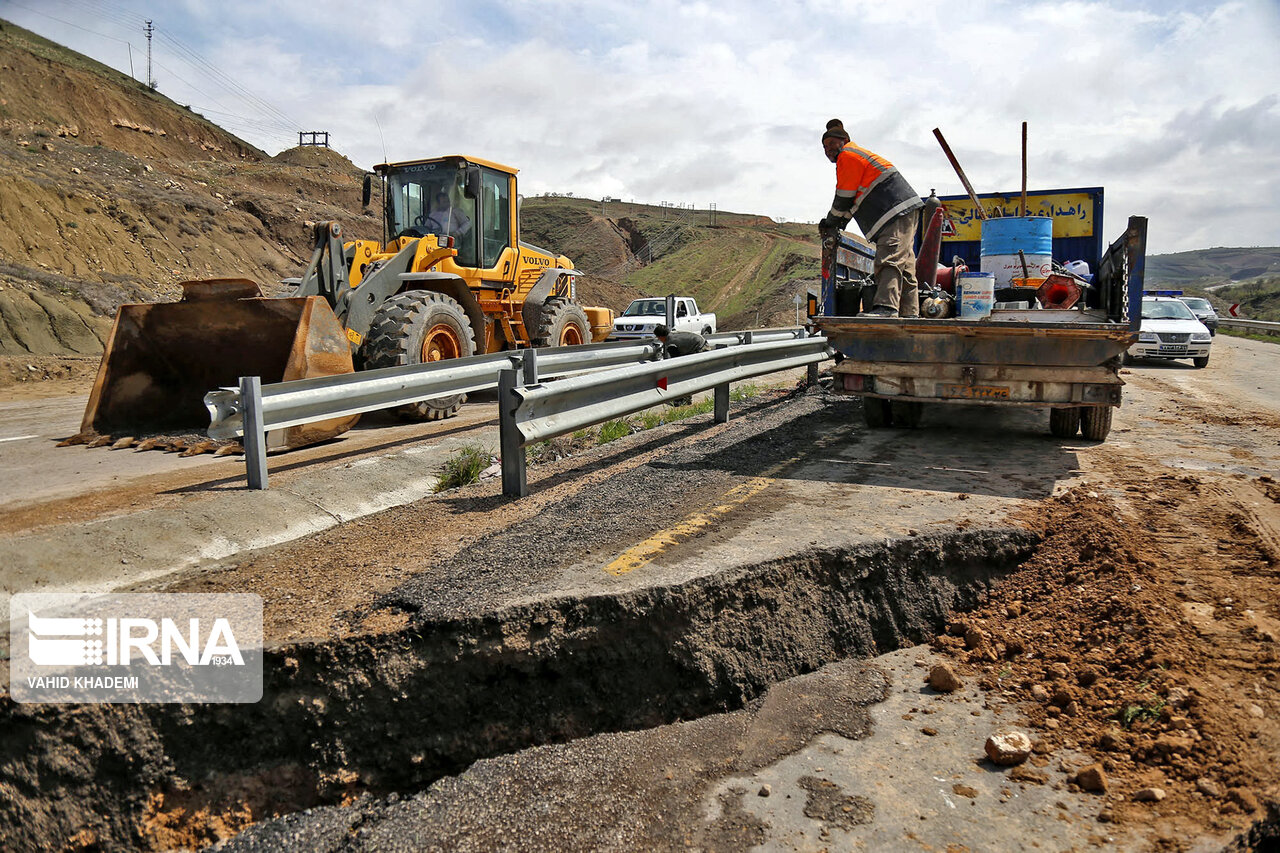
[2,1,307,147]
[0,0,134,46]
[154,30,300,130]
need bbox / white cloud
[2,0,1278,252]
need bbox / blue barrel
[980,216,1053,286]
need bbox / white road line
[820,459,892,466]
[0,435,39,443]
[925,465,990,475]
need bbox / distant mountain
[1145,247,1280,289]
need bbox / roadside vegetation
[434,444,494,492]
[528,383,764,463]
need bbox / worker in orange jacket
[818,119,924,317]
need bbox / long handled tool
[932,128,986,221]
[1021,121,1028,217]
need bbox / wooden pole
[932,128,986,221]
[1021,121,1028,217]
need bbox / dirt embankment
[0,21,380,361]
[933,476,1280,847]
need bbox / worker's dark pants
[871,212,920,317]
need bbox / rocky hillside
[0,18,825,370]
[0,19,382,361]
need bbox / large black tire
[863,397,892,428]
[534,298,591,348]
[1193,354,1209,368]
[363,291,475,421]
[1121,351,1135,366]
[1049,406,1081,438]
[890,400,923,429]
[1080,405,1113,442]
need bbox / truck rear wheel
[1049,407,1081,438]
[890,400,923,429]
[862,398,891,428]
[1080,405,1113,441]
[534,298,590,347]
[363,290,475,421]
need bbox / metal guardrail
[205,329,812,489]
[1218,318,1280,336]
[498,331,832,497]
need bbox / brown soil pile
[270,146,358,170]
[934,477,1280,848]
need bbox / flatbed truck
[811,187,1146,442]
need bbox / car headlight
[1191,333,1211,342]
[1138,332,1158,342]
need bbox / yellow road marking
[604,458,796,576]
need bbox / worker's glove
[817,216,841,236]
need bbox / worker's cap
[822,118,849,143]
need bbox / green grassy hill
[1145,247,1280,322]
[520,196,820,329]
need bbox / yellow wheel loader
[77,154,614,449]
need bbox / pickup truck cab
[610,297,716,341]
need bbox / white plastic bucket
[956,272,995,319]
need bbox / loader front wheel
[534,298,591,348]
[364,291,475,421]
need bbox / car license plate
[941,384,1010,400]
[1159,345,1187,354]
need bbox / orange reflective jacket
[828,141,922,240]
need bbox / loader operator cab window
[386,165,478,267]
[479,168,511,269]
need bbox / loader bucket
[81,279,360,449]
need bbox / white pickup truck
[609,297,716,341]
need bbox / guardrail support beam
[714,383,730,423]
[240,376,269,490]
[498,368,528,498]
[522,348,539,385]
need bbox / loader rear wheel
[1049,406,1081,438]
[534,298,591,348]
[364,291,475,421]
[1080,405,1113,442]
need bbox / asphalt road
[0,334,1277,851]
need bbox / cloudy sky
[3,0,1277,254]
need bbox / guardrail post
[240,376,268,490]
[498,368,527,498]
[714,383,730,424]
[522,348,539,385]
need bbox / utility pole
[144,20,155,89]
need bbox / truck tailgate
[819,313,1135,369]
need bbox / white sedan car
[1126,296,1212,368]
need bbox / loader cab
[377,156,516,276]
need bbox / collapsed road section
[2,386,1059,850]
[0,527,1035,850]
